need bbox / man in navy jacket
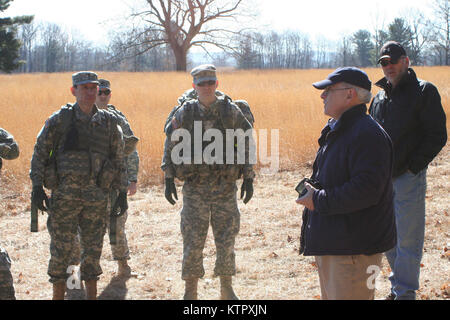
[296,67,396,300]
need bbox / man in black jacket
[369,41,447,300]
[297,67,396,300]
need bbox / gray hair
[344,83,372,104]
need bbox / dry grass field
[0,67,449,300]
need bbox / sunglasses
[380,57,404,67]
[196,80,216,87]
[98,89,111,96]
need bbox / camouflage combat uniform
[30,103,127,284]
[71,104,139,263]
[164,89,231,131]
[106,105,139,260]
[162,95,255,279]
[0,128,19,163]
[0,127,19,300]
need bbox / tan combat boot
[183,278,199,300]
[118,259,131,277]
[52,282,66,300]
[220,276,239,300]
[85,280,97,300]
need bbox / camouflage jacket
[164,89,231,133]
[107,105,140,182]
[162,95,255,183]
[30,103,127,198]
[0,128,19,160]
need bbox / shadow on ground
[65,275,130,300]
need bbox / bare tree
[429,0,450,65]
[370,6,389,64]
[233,32,258,69]
[124,0,248,71]
[315,36,333,68]
[18,21,37,72]
[107,26,175,71]
[232,30,315,70]
[41,23,66,72]
[338,35,353,67]
[404,10,432,65]
[16,21,110,73]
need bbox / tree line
[16,22,178,73]
[3,0,450,73]
[234,7,449,69]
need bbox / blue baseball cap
[313,67,371,91]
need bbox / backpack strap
[217,99,234,129]
[51,104,74,155]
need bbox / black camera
[295,178,322,197]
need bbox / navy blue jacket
[300,104,396,256]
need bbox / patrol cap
[312,67,371,91]
[72,71,99,86]
[98,79,111,90]
[190,64,217,85]
[378,41,407,64]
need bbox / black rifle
[110,214,117,245]
[30,202,38,232]
[109,192,119,245]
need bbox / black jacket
[300,104,396,256]
[369,68,447,178]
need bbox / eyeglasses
[379,56,404,67]
[196,80,216,87]
[323,87,353,95]
[98,89,111,96]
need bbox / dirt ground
[0,146,448,300]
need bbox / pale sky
[3,0,435,47]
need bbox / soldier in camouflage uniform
[0,127,19,300]
[30,72,128,300]
[164,89,231,131]
[71,78,139,277]
[162,64,255,300]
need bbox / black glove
[31,185,49,212]
[111,191,128,217]
[165,178,178,205]
[240,178,253,204]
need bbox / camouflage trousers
[0,247,15,300]
[180,181,240,280]
[70,190,130,263]
[47,192,108,284]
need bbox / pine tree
[0,0,33,73]
[352,30,375,67]
[388,18,413,54]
